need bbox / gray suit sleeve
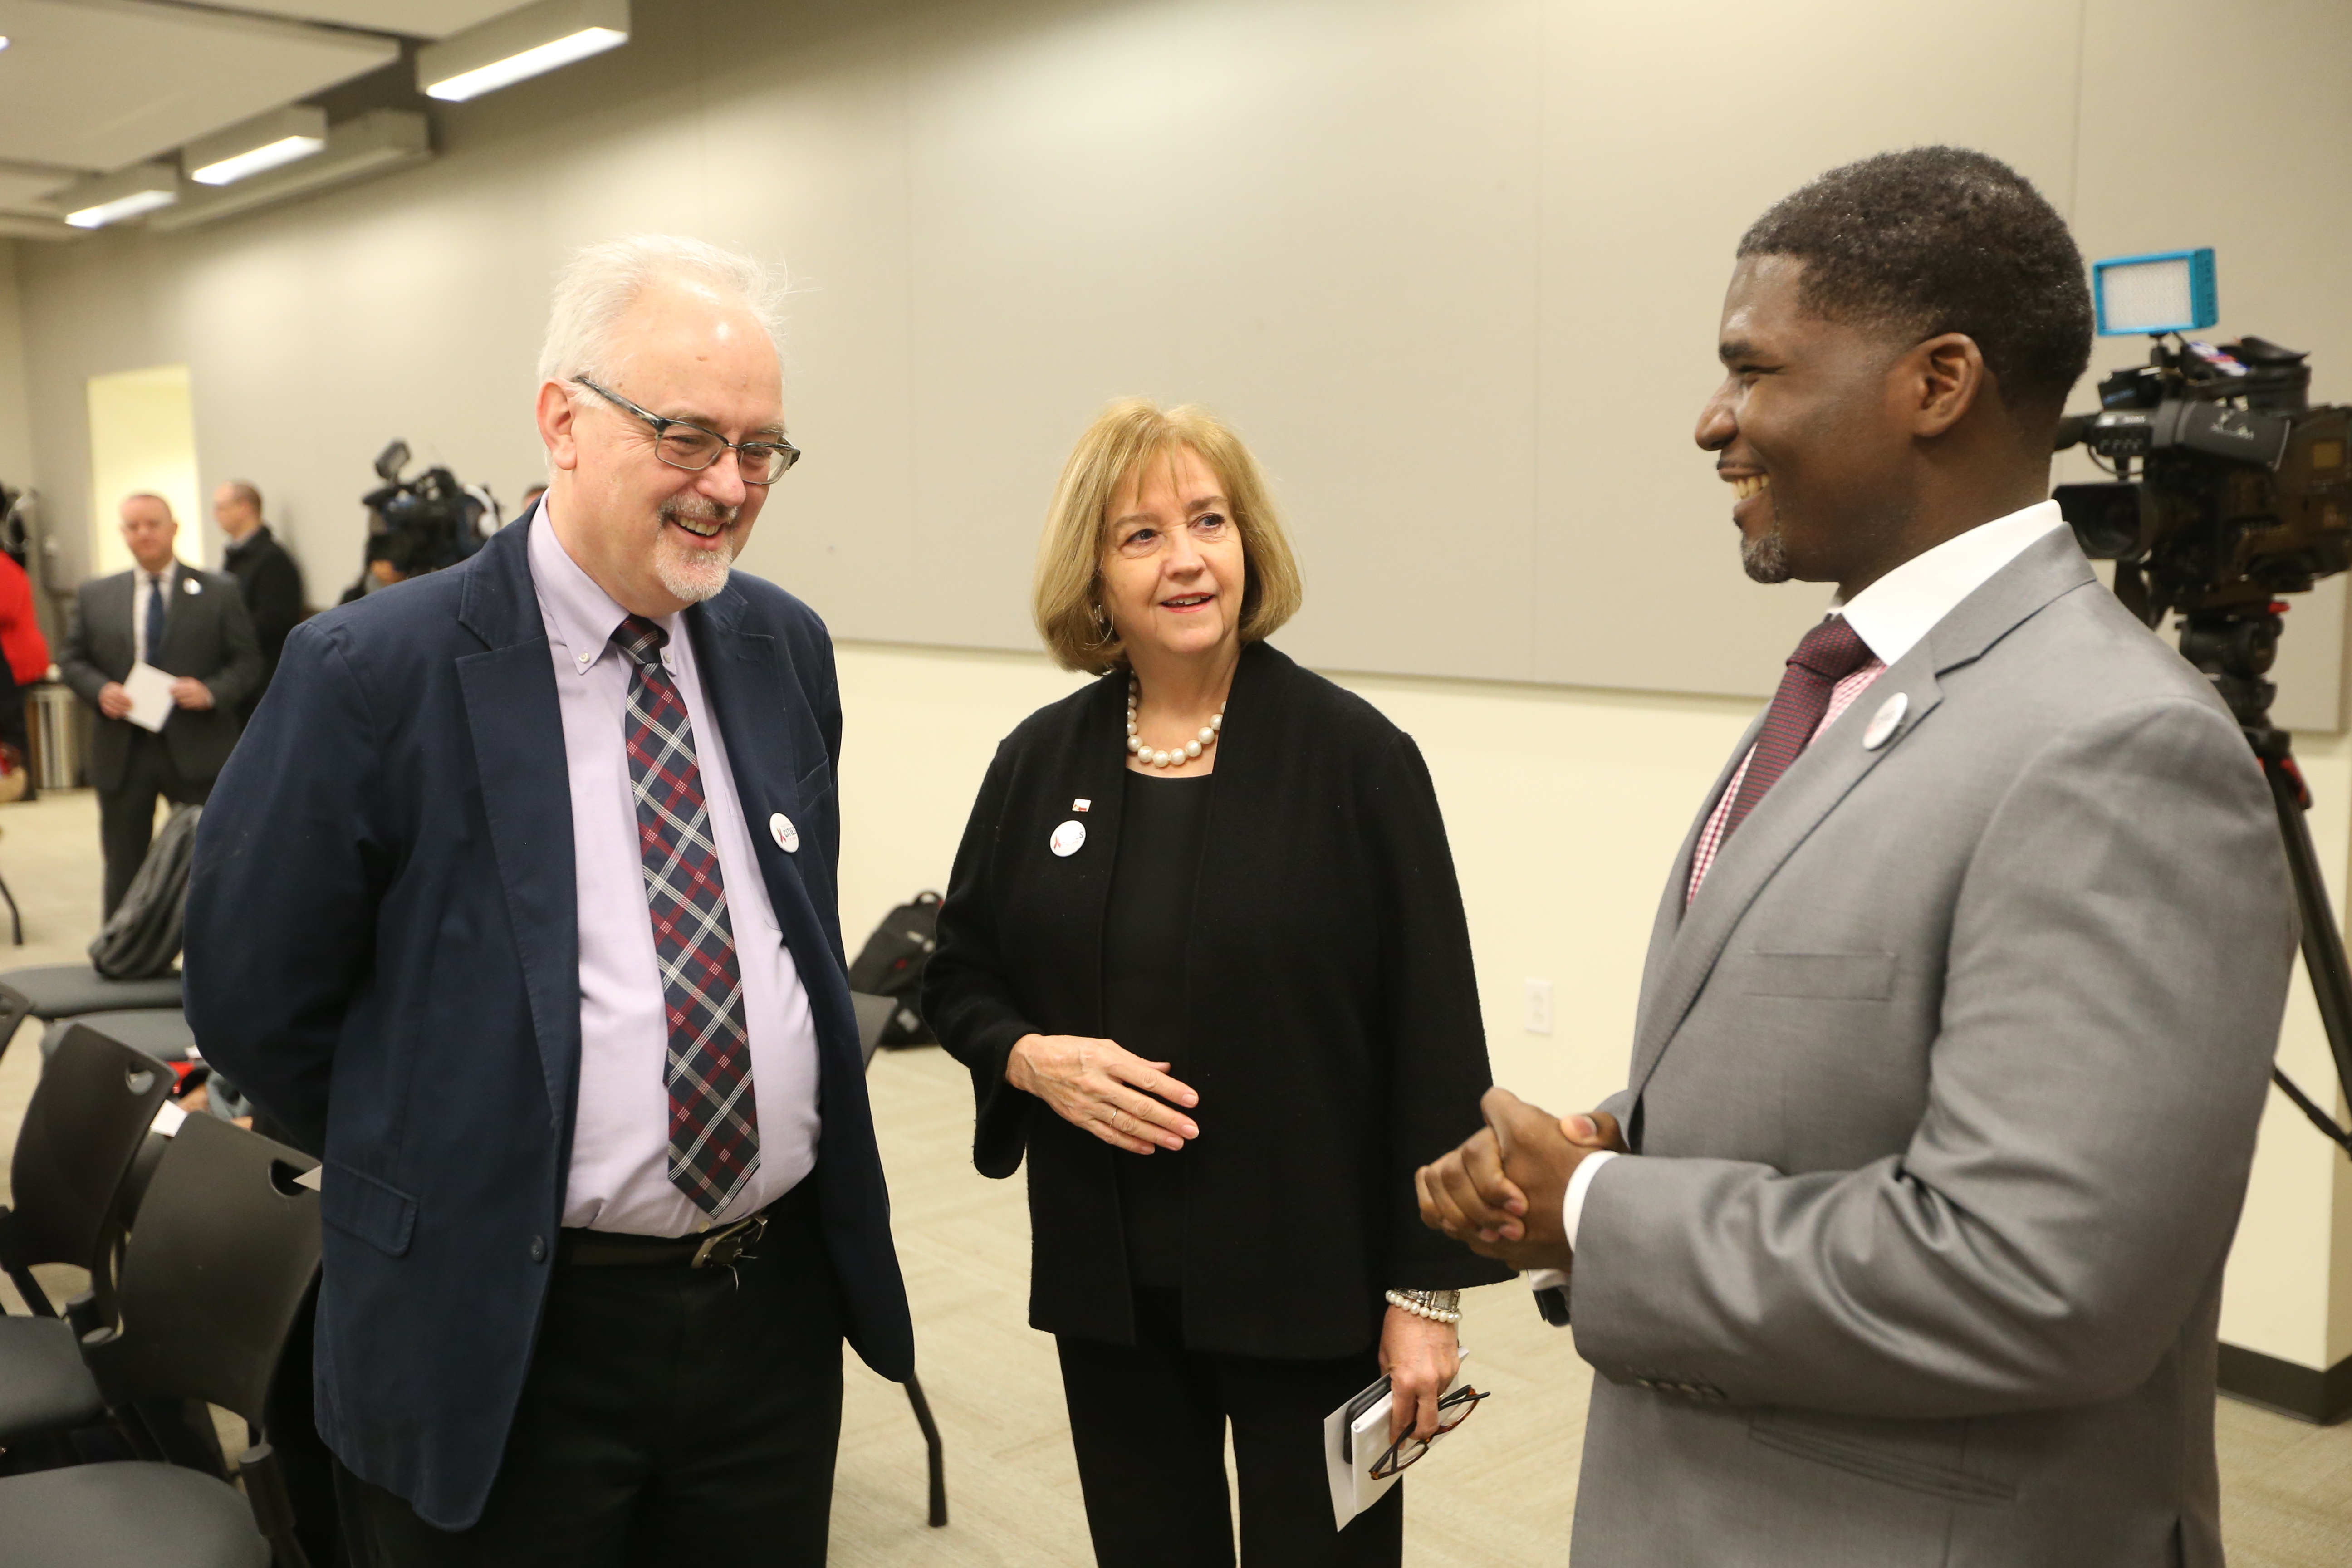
[57,585,109,709]
[1568,697,2296,1418]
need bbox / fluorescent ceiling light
[152,109,430,232]
[59,163,177,229]
[187,105,328,186]
[418,0,628,103]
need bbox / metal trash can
[28,681,80,790]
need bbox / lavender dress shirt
[529,510,821,1235]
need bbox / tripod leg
[904,1372,947,1527]
[2264,756,2352,1153]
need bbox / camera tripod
[2177,602,2352,1157]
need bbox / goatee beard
[655,496,740,603]
[1741,525,1791,585]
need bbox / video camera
[2053,249,2352,729]
[2054,249,2352,1162]
[357,439,494,588]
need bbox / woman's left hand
[1379,1305,1461,1446]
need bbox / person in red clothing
[0,549,49,798]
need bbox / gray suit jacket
[60,563,261,793]
[1568,531,2296,1568]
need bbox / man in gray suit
[1418,148,2296,1566]
[61,492,261,915]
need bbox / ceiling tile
[0,0,398,171]
[191,1,536,41]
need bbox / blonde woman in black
[926,399,1507,1565]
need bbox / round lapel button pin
[1862,691,1909,751]
[1049,819,1086,857]
[769,813,799,853]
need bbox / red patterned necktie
[1718,617,1873,844]
[612,614,760,1217]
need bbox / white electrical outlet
[1524,978,1554,1036]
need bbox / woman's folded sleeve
[922,742,1044,1178]
[1369,732,1515,1289]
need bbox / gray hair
[536,234,787,392]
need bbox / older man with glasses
[187,235,912,1566]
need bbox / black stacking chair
[0,965,183,1070]
[0,1027,174,1459]
[38,1008,196,1068]
[0,1023,173,1319]
[0,1112,322,1568]
[852,989,948,1529]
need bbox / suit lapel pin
[1049,819,1086,857]
[1862,691,1909,751]
[1072,798,1091,813]
[769,812,799,853]
[181,576,201,594]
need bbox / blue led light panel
[2092,249,2219,336]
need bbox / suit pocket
[1740,951,1897,1000]
[1749,1411,2015,1505]
[320,1161,417,1257]
[795,757,834,805]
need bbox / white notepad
[1322,1357,1471,1530]
[122,660,175,733]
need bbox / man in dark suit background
[214,479,306,721]
[187,235,913,1565]
[60,492,261,915]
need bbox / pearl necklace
[1126,676,1225,769]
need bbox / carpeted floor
[0,788,2347,1563]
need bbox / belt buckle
[690,1211,766,1271]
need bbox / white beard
[654,497,739,603]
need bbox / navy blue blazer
[185,513,914,1529]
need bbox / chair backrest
[2,1024,172,1289]
[80,1112,321,1429]
[851,990,894,1068]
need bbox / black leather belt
[559,1209,768,1269]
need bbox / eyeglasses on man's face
[572,376,801,485]
[1369,1384,1490,1480]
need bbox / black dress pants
[1056,1288,1402,1568]
[334,1187,844,1568]
[98,728,209,916]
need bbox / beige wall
[833,639,2352,1374]
[0,243,29,495]
[12,0,2352,720]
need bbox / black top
[925,642,1511,1359]
[222,524,306,719]
[1103,770,1215,1290]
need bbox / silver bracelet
[1386,1288,1462,1325]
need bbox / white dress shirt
[529,510,822,1235]
[1540,500,2066,1276]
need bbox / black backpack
[847,892,941,1047]
[90,803,201,980]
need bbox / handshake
[1414,1088,1628,1274]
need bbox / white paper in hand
[121,660,175,733]
[1322,1357,1471,1530]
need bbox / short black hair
[1739,147,2092,419]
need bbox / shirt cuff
[1563,1149,1622,1250]
[1523,1151,1627,1294]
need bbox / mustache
[659,495,740,531]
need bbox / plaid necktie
[1719,617,1873,843]
[611,614,761,1217]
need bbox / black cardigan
[924,642,1510,1358]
